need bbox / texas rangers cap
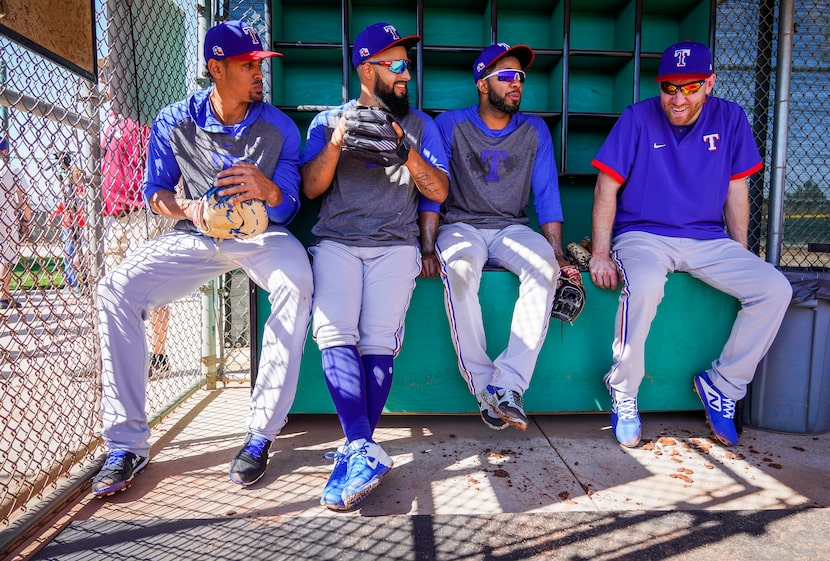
[352,22,420,68]
[204,20,282,62]
[473,43,534,82]
[655,40,713,82]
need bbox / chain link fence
[0,0,827,545]
[0,0,258,532]
[716,0,830,267]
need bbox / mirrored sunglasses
[480,69,526,83]
[659,80,706,96]
[367,59,412,74]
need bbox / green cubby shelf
[565,117,615,174]
[420,0,491,46]
[496,0,565,50]
[421,63,479,111]
[567,55,635,114]
[268,0,714,179]
[273,0,343,44]
[569,0,635,52]
[271,47,345,108]
[641,0,712,53]
[638,56,662,101]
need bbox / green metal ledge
[255,272,739,414]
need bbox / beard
[374,74,410,119]
[249,79,264,103]
[488,88,520,115]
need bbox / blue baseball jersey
[435,106,563,228]
[302,100,449,247]
[144,87,302,228]
[592,96,762,239]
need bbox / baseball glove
[342,105,410,167]
[551,265,586,324]
[193,185,268,240]
[566,241,593,270]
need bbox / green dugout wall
[253,0,739,414]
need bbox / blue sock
[321,345,371,443]
[362,354,394,431]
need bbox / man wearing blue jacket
[92,20,313,497]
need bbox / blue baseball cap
[205,20,282,62]
[656,40,713,82]
[473,43,534,82]
[0,137,7,152]
[352,22,420,68]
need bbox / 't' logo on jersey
[702,133,720,151]
[481,149,508,181]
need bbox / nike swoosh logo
[365,456,380,470]
[653,143,667,149]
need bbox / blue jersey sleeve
[592,106,638,184]
[301,109,336,166]
[729,104,763,179]
[527,116,563,224]
[143,103,186,205]
[415,110,450,213]
[264,110,302,224]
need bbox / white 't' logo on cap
[384,25,400,40]
[674,48,691,67]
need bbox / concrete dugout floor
[16,386,830,561]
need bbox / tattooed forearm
[413,171,440,197]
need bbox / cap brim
[226,51,283,61]
[655,72,712,82]
[487,45,535,73]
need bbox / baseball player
[421,43,569,433]
[589,41,791,448]
[91,20,313,497]
[301,22,449,511]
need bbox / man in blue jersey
[92,20,313,497]
[423,43,569,432]
[589,40,791,448]
[301,22,449,511]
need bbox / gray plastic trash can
[744,268,830,434]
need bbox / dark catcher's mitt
[551,265,586,324]
[342,105,410,167]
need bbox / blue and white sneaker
[229,433,272,486]
[340,439,393,510]
[693,371,739,446]
[478,385,528,431]
[320,442,350,511]
[92,450,149,497]
[610,390,641,448]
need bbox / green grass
[10,257,67,290]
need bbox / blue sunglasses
[366,59,412,74]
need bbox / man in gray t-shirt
[301,22,449,511]
[424,43,571,432]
